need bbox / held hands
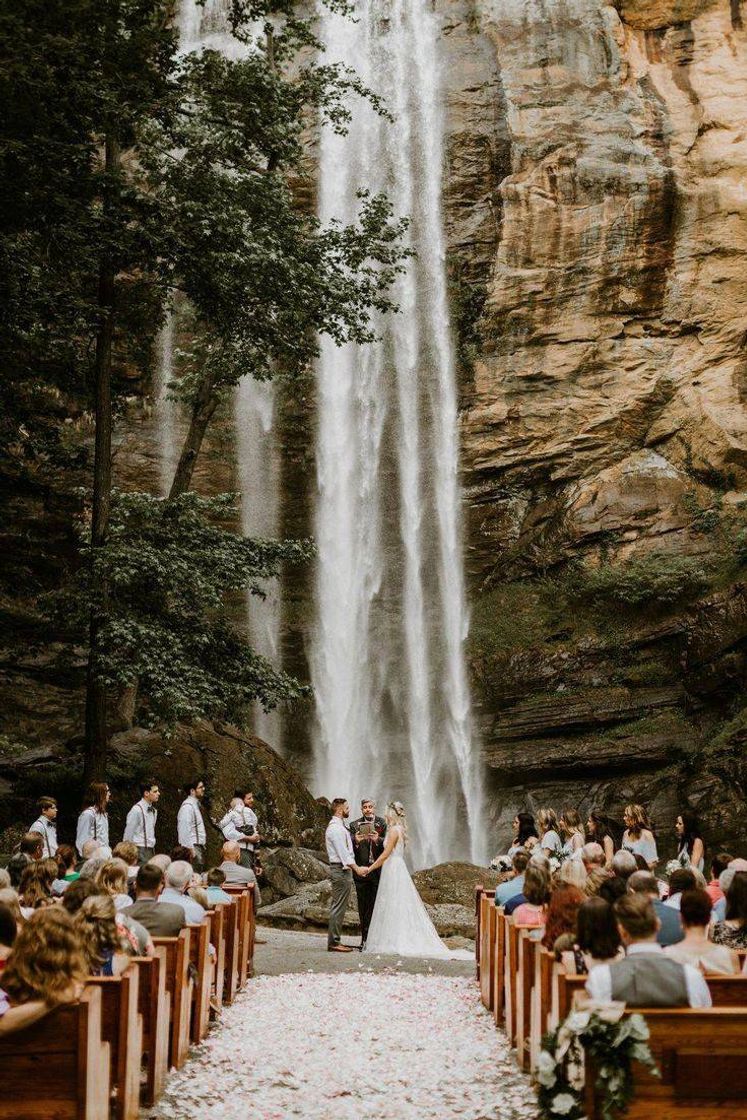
[353,864,369,877]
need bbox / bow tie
[147,806,155,813]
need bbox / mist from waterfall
[312,0,484,867]
[174,0,284,750]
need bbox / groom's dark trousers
[353,867,381,943]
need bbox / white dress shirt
[585,941,712,1008]
[75,808,110,856]
[29,816,58,857]
[219,805,258,850]
[325,816,356,868]
[177,796,206,848]
[123,799,158,848]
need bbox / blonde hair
[18,863,54,910]
[72,894,123,973]
[96,859,129,898]
[2,908,87,1006]
[386,801,408,846]
[538,808,559,835]
[0,888,23,927]
[624,804,649,838]
[557,859,587,891]
[559,809,582,837]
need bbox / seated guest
[205,868,233,906]
[73,894,133,976]
[664,868,697,910]
[148,853,172,873]
[170,845,194,866]
[542,884,584,955]
[96,859,134,911]
[586,893,711,1007]
[598,876,628,906]
[495,849,530,907]
[0,890,23,934]
[0,902,17,972]
[127,864,186,937]
[0,871,9,891]
[218,841,262,904]
[18,863,55,916]
[628,870,683,946]
[581,842,606,874]
[585,812,615,866]
[706,852,732,905]
[63,877,154,958]
[19,833,44,862]
[712,870,747,949]
[611,849,638,882]
[60,877,102,915]
[52,844,80,895]
[557,859,587,892]
[161,861,206,925]
[0,908,87,1037]
[665,889,739,974]
[621,804,658,870]
[6,853,29,889]
[189,886,210,910]
[112,842,140,885]
[561,897,623,975]
[538,809,562,858]
[512,862,550,927]
[80,838,103,863]
[584,866,612,898]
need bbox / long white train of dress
[364,827,459,959]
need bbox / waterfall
[154,312,179,496]
[312,0,484,867]
[174,0,284,750]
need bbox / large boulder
[261,847,330,904]
[412,862,502,910]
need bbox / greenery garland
[536,1007,659,1120]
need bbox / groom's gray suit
[325,813,357,948]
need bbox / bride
[364,801,455,959]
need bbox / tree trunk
[84,133,120,787]
[167,369,220,499]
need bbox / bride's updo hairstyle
[386,801,409,846]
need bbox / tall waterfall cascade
[312,0,484,867]
[173,0,284,750]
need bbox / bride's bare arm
[368,827,399,873]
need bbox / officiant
[349,798,387,950]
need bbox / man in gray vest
[586,893,712,1007]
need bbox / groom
[349,798,387,951]
[325,798,367,952]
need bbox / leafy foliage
[55,491,314,727]
[563,553,710,611]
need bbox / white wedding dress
[364,826,454,959]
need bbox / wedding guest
[176,779,207,872]
[0,903,17,972]
[538,809,562,858]
[675,809,705,872]
[80,838,103,863]
[584,865,613,898]
[585,893,711,1007]
[0,890,23,933]
[148,853,172,874]
[706,852,732,905]
[96,859,134,911]
[122,779,160,864]
[28,797,58,858]
[581,842,605,873]
[628,870,683,946]
[219,790,260,869]
[504,855,550,915]
[507,812,538,857]
[712,870,747,949]
[218,841,261,903]
[561,897,623,975]
[495,849,530,907]
[611,849,637,881]
[112,841,140,885]
[127,864,186,937]
[52,844,80,895]
[586,812,615,866]
[78,846,111,879]
[713,860,747,921]
[559,809,585,860]
[161,860,206,925]
[205,868,233,906]
[664,868,697,910]
[0,909,87,1037]
[542,884,584,954]
[19,833,44,861]
[76,782,111,858]
[7,854,29,889]
[73,894,132,976]
[18,862,54,915]
[512,863,551,927]
[557,859,587,892]
[621,804,658,870]
[665,889,739,974]
[0,871,9,890]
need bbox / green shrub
[564,553,710,610]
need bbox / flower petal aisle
[148,972,538,1120]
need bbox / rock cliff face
[441,0,747,852]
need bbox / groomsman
[177,778,207,871]
[28,797,58,858]
[123,779,160,864]
[350,798,387,951]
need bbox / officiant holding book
[350,799,387,951]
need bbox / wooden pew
[479,892,496,1010]
[86,965,142,1120]
[475,884,483,981]
[132,950,170,1107]
[584,1008,747,1119]
[504,921,539,1050]
[0,986,111,1120]
[516,927,541,1069]
[222,883,255,987]
[219,898,240,1005]
[189,916,212,1043]
[152,928,193,1069]
[208,904,226,1015]
[492,909,507,1027]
